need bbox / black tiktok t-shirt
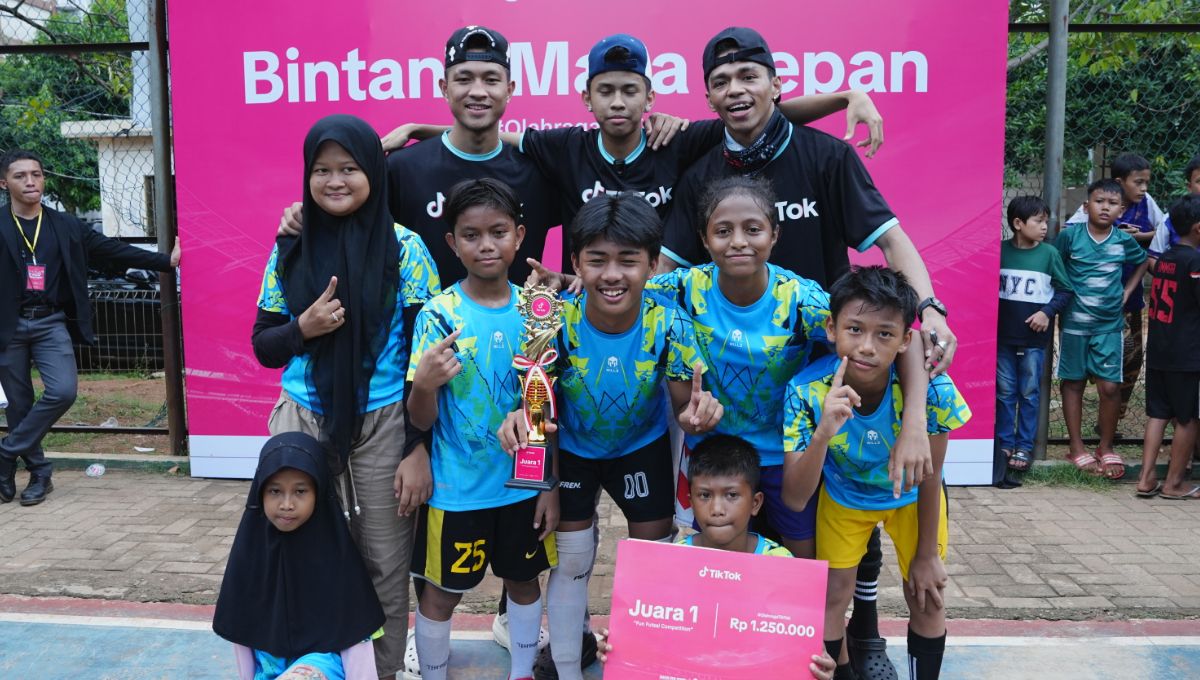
[661,123,897,288]
[519,120,724,233]
[387,132,562,286]
[1146,243,1200,372]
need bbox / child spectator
[1056,179,1150,478]
[596,434,837,680]
[1136,195,1200,500]
[405,178,558,680]
[498,194,720,680]
[1148,154,1200,260]
[1066,153,1162,435]
[213,432,385,680]
[780,266,971,680]
[996,196,1073,483]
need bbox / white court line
[0,612,495,640]
[3,613,1198,648]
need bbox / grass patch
[1023,463,1116,490]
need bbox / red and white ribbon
[513,349,558,431]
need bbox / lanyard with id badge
[14,208,45,291]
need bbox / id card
[26,264,45,291]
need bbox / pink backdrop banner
[606,539,828,678]
[168,1,1009,478]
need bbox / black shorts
[559,433,674,524]
[1146,368,1200,423]
[411,496,557,592]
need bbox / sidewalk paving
[1,468,1199,620]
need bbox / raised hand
[412,329,463,390]
[296,276,344,340]
[525,257,580,294]
[278,201,304,237]
[843,90,885,158]
[815,358,861,439]
[677,363,723,435]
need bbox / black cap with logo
[702,27,775,82]
[445,25,510,70]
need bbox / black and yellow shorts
[412,495,557,592]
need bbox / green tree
[0,0,131,213]
[1006,1,1200,198]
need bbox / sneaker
[847,634,898,680]
[491,612,550,651]
[402,628,421,680]
[532,631,599,680]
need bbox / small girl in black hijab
[214,432,385,679]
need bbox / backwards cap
[445,25,510,70]
[702,27,774,82]
[587,34,650,81]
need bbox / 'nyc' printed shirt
[997,240,1073,348]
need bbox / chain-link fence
[0,0,171,445]
[1005,24,1200,446]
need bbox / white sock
[506,592,543,680]
[415,608,451,680]
[548,528,595,680]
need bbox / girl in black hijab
[250,115,441,678]
[213,432,384,678]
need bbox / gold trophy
[506,284,563,491]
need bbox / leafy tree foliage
[0,0,131,212]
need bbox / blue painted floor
[2,618,1199,679]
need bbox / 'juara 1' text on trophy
[506,284,562,491]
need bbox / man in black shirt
[0,150,180,505]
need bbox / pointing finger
[832,356,848,389]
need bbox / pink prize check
[606,539,828,679]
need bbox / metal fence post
[148,0,186,456]
[1035,0,1069,461]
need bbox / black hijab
[276,114,399,472]
[213,432,384,658]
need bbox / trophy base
[506,443,558,491]
[504,474,559,492]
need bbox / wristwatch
[917,296,947,319]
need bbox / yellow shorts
[815,485,948,581]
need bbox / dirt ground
[2,373,172,454]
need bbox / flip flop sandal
[1135,481,1163,498]
[1160,485,1200,500]
[1008,450,1033,472]
[1067,451,1101,475]
[1097,451,1126,480]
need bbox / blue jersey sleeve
[258,245,288,314]
[925,373,972,435]
[396,225,442,306]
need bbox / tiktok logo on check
[697,566,742,581]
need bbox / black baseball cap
[445,25,510,70]
[702,27,775,82]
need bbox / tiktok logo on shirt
[426,192,446,218]
[775,198,819,222]
[580,181,673,208]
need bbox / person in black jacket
[0,150,180,505]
